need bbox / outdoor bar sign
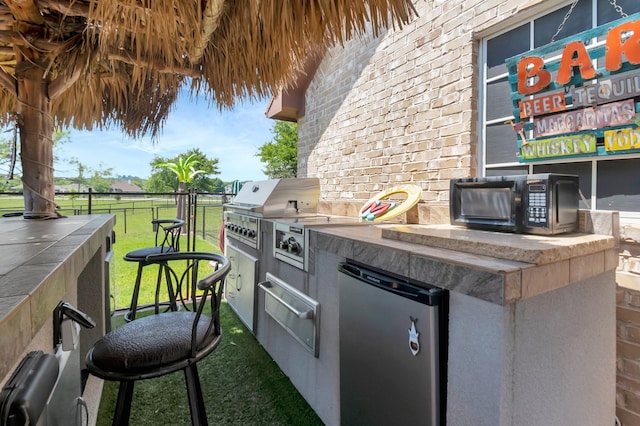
[505,12,640,162]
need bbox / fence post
[192,190,198,251]
[88,188,93,214]
[201,205,206,239]
[185,191,192,252]
[123,208,127,234]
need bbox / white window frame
[478,0,640,224]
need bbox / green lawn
[1,195,323,424]
[98,302,323,426]
[0,194,225,310]
[107,205,223,311]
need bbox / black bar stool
[124,218,184,322]
[86,252,230,426]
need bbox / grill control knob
[287,240,302,255]
[279,240,289,250]
[247,230,256,238]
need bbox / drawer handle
[258,281,314,320]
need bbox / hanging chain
[551,0,580,42]
[552,0,628,43]
[608,0,627,18]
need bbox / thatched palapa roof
[0,0,416,138]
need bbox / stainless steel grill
[223,177,322,333]
[225,177,320,218]
[223,178,378,425]
[225,177,369,271]
[223,177,321,251]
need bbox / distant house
[55,184,88,193]
[110,180,144,193]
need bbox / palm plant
[159,154,206,227]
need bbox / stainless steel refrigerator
[338,262,448,426]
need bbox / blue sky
[54,90,272,183]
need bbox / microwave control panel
[525,182,548,227]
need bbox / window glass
[596,0,640,51]
[534,1,592,47]
[596,158,640,212]
[485,167,528,177]
[533,162,592,209]
[487,24,530,79]
[486,78,515,121]
[486,123,520,165]
[597,0,640,25]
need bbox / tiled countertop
[0,214,115,384]
[314,223,618,305]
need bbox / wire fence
[0,189,232,247]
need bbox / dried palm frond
[0,0,416,137]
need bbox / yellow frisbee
[359,184,422,222]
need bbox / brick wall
[297,0,640,423]
[299,0,479,205]
[298,0,557,207]
[617,235,640,426]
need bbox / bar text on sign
[517,19,640,95]
[604,127,640,151]
[519,92,566,118]
[533,99,635,137]
[520,134,597,160]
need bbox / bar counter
[311,211,618,425]
[0,214,115,388]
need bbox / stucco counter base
[315,223,617,426]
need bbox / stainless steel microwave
[449,174,579,235]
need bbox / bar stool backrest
[152,218,184,252]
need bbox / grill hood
[225,178,320,217]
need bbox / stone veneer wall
[296,0,640,423]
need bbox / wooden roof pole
[16,57,57,218]
[6,0,57,218]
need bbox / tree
[160,154,206,190]
[0,1,413,218]
[52,129,71,157]
[0,127,70,191]
[146,149,220,193]
[87,164,114,192]
[66,156,113,192]
[208,177,226,193]
[0,131,17,190]
[257,121,298,178]
[149,149,220,225]
[68,157,87,192]
[160,154,203,228]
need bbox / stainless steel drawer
[258,273,320,357]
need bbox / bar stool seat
[124,218,184,322]
[86,252,230,425]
